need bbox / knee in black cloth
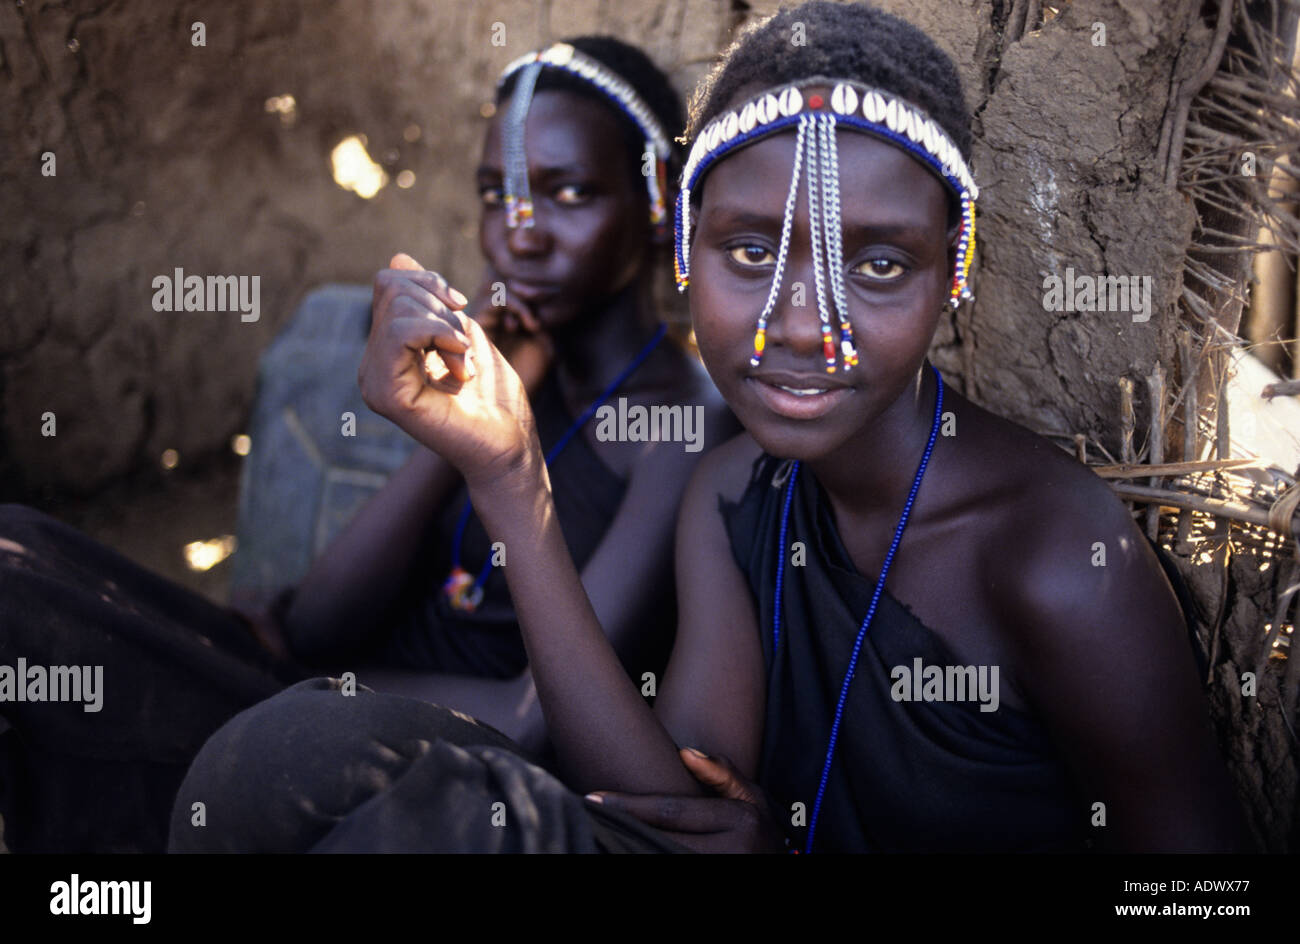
[167,677,419,852]
[0,504,53,558]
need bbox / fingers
[388,314,474,384]
[373,258,470,348]
[376,269,469,316]
[388,252,424,272]
[468,281,540,336]
[585,791,757,835]
[509,296,542,334]
[388,254,469,308]
[678,748,761,805]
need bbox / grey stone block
[229,284,415,603]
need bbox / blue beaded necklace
[771,363,944,853]
[442,323,668,611]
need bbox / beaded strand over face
[746,116,807,367]
[675,79,979,374]
[501,61,545,229]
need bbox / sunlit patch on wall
[183,535,237,572]
[331,135,387,199]
[265,94,297,126]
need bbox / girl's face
[477,88,652,330]
[689,113,955,461]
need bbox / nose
[764,247,828,363]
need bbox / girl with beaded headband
[275,35,733,759]
[497,42,674,234]
[674,77,978,373]
[178,2,1249,855]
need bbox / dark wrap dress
[330,367,634,676]
[722,453,1091,853]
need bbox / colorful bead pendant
[839,324,859,367]
[443,565,484,612]
[822,325,837,372]
[505,196,535,230]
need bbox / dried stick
[1109,483,1299,536]
[1119,377,1137,464]
[1179,328,1200,547]
[1093,457,1258,479]
[1148,364,1167,540]
[1161,0,1237,186]
[1263,379,1300,399]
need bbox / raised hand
[360,253,542,488]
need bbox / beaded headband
[497,42,673,230]
[674,78,979,373]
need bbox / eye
[479,186,503,208]
[554,184,589,205]
[728,244,776,267]
[852,256,908,281]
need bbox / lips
[504,278,560,303]
[747,371,853,420]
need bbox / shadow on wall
[2,0,736,505]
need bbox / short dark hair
[497,35,686,185]
[687,1,972,162]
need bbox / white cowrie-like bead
[757,93,779,125]
[905,109,922,142]
[778,86,803,116]
[739,100,758,133]
[865,91,886,123]
[884,97,900,132]
[722,111,739,140]
[831,84,858,114]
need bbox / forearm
[286,445,460,659]
[468,461,700,796]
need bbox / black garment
[0,371,661,853]
[168,677,688,853]
[0,504,303,853]
[372,369,632,677]
[721,454,1091,853]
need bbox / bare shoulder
[942,392,1181,645]
[937,399,1247,851]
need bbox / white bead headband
[674,78,978,373]
[496,42,673,229]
